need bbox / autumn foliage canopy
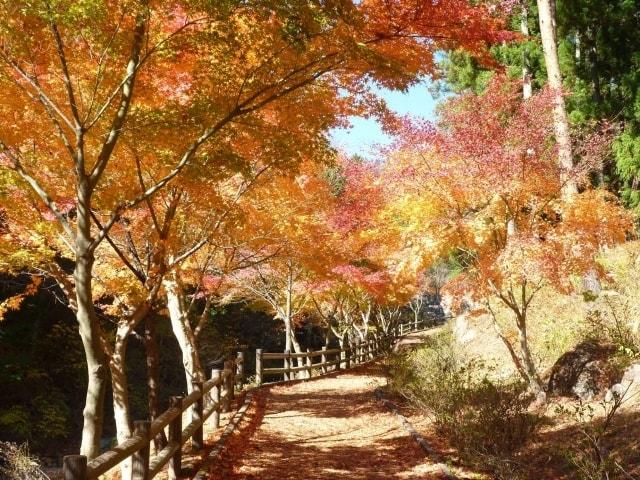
[0,0,633,458]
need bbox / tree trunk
[75,193,107,459]
[537,0,577,198]
[109,324,133,479]
[492,318,528,381]
[586,29,602,107]
[289,330,305,372]
[144,316,167,450]
[164,274,204,393]
[283,315,293,353]
[515,313,545,396]
[521,2,533,100]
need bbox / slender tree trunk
[164,273,204,393]
[282,268,304,373]
[521,1,533,100]
[493,320,528,380]
[489,298,544,396]
[283,315,293,353]
[585,30,605,187]
[586,29,602,107]
[515,312,545,396]
[537,0,577,198]
[109,324,133,479]
[285,269,293,353]
[289,329,305,368]
[144,316,167,450]
[75,186,107,459]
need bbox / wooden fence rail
[63,318,433,480]
[63,353,245,480]
[256,319,431,385]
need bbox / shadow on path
[207,363,444,479]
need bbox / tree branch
[89,14,146,187]
[1,141,74,239]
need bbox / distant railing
[63,353,245,480]
[256,319,432,385]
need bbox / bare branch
[0,50,75,131]
[89,15,146,188]
[1,141,74,239]
[49,21,82,129]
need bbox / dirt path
[207,362,445,480]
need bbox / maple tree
[382,77,633,395]
[224,162,342,371]
[310,155,418,346]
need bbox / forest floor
[204,362,454,480]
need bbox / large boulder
[548,341,618,400]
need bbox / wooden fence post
[132,420,150,480]
[63,455,87,480]
[236,351,245,388]
[320,346,327,374]
[335,348,341,371]
[211,369,221,428]
[306,348,312,378]
[256,349,263,386]
[228,359,235,402]
[192,380,204,451]
[283,349,291,381]
[168,396,182,480]
[222,360,232,412]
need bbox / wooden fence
[256,319,431,385]
[62,319,431,480]
[63,354,244,480]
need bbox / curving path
[206,361,445,479]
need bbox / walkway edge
[193,389,255,480]
[373,388,459,480]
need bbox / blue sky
[328,79,440,159]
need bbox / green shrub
[0,407,30,440]
[389,330,542,460]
